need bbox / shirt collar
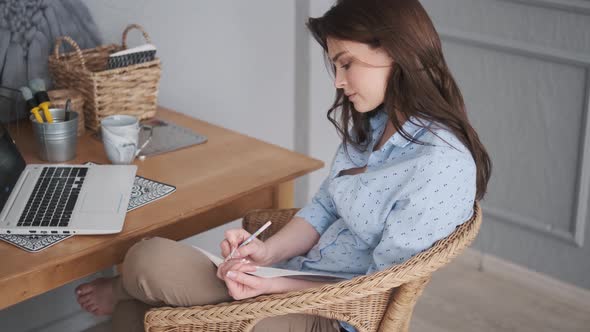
[369,108,388,131]
[392,117,429,148]
[370,110,430,148]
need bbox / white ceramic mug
[100,115,152,164]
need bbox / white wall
[307,0,343,200]
[84,0,296,150]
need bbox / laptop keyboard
[17,167,87,228]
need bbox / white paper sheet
[193,246,346,281]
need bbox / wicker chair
[144,202,482,332]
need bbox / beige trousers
[112,237,341,332]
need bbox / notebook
[193,246,346,281]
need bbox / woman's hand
[220,228,272,266]
[219,261,333,300]
[217,259,272,300]
[216,257,256,280]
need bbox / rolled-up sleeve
[296,176,339,235]
[295,145,343,235]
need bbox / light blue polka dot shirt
[279,110,476,275]
[276,110,477,331]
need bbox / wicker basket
[48,24,160,131]
[47,89,86,136]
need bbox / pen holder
[30,108,79,162]
[47,89,86,136]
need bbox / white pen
[226,220,272,261]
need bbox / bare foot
[75,277,116,316]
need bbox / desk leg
[273,180,294,209]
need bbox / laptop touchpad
[80,191,123,213]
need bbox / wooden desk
[0,107,323,310]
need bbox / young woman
[75,1,491,331]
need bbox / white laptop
[0,125,137,235]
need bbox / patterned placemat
[0,165,176,252]
[138,118,208,157]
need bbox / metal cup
[30,108,79,162]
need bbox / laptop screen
[0,124,26,212]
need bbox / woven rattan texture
[144,203,482,332]
[48,24,160,131]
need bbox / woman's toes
[75,277,116,316]
[75,278,115,316]
[76,284,94,295]
[80,298,93,307]
[78,291,96,313]
[78,293,90,301]
[78,294,92,305]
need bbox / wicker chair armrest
[144,276,385,329]
[144,260,430,329]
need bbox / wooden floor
[84,255,590,332]
[410,257,590,332]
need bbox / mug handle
[135,125,154,157]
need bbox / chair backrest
[243,208,299,238]
[377,202,482,330]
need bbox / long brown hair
[308,0,491,200]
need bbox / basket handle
[121,24,152,49]
[53,36,87,71]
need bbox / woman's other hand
[216,257,256,280]
[219,260,332,300]
[215,259,271,300]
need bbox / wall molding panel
[438,28,590,67]
[439,28,590,247]
[576,67,590,246]
[483,205,581,246]
[499,0,590,15]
